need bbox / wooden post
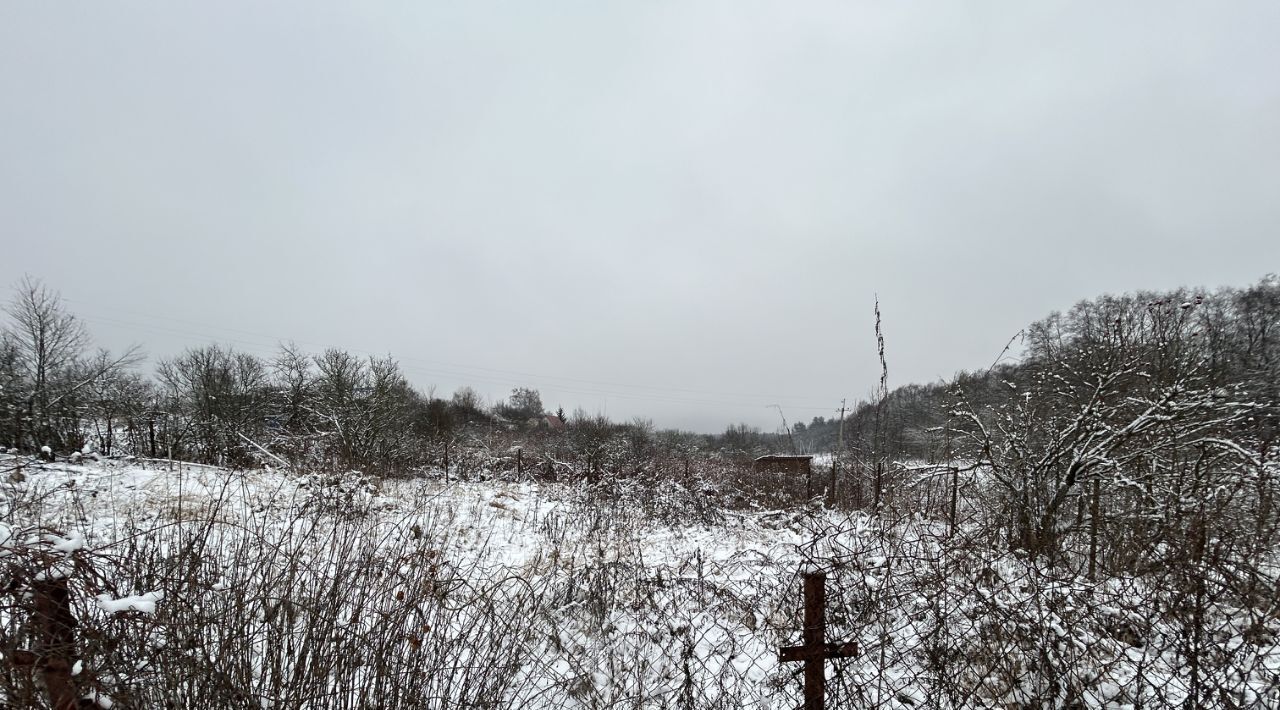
[833,399,846,501]
[33,577,79,710]
[801,573,825,707]
[830,459,837,501]
[780,572,857,710]
[948,464,959,537]
[1088,475,1101,578]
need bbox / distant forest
[0,275,1276,495]
[791,275,1279,461]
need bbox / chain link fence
[0,456,1277,708]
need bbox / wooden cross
[779,571,857,710]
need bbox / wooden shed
[753,454,814,476]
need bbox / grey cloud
[2,0,1277,432]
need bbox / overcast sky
[2,1,1277,432]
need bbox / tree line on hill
[796,276,1278,464]
[0,277,799,480]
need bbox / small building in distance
[753,454,814,476]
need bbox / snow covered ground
[1,455,1277,708]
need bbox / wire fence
[0,457,1277,709]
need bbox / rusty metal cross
[779,571,857,710]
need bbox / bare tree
[157,345,271,466]
[81,353,152,456]
[1,278,140,450]
[953,297,1271,573]
[4,277,89,449]
[308,349,420,473]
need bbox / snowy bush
[296,470,381,520]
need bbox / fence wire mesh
[0,456,1277,709]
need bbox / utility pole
[832,399,846,499]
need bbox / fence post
[830,459,837,501]
[802,572,825,708]
[33,576,79,710]
[779,571,857,710]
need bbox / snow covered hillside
[1,455,1277,708]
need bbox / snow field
[0,455,1276,708]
